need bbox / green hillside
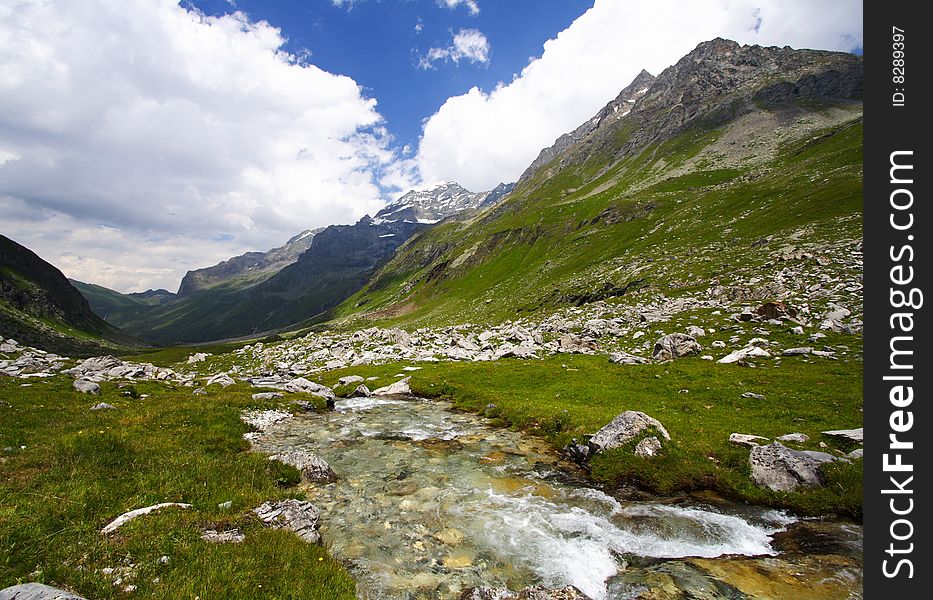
[333,44,863,330]
[0,235,141,355]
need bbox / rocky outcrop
[749,442,842,492]
[254,499,321,544]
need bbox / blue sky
[0,0,863,292]
[188,0,593,154]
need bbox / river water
[250,397,862,599]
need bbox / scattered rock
[254,499,321,543]
[652,333,701,361]
[718,346,771,364]
[338,375,365,386]
[782,347,813,356]
[822,428,863,442]
[741,392,765,400]
[101,502,192,535]
[0,583,87,600]
[348,384,372,398]
[749,442,841,492]
[685,325,706,337]
[847,448,863,459]
[729,433,769,447]
[90,402,116,411]
[205,373,235,387]
[73,380,101,395]
[776,433,810,443]
[269,449,337,482]
[251,392,284,401]
[372,377,412,396]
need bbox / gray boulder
[269,450,337,483]
[348,384,372,398]
[205,373,235,387]
[372,377,411,396]
[0,584,86,600]
[652,333,701,361]
[589,410,671,453]
[72,380,100,395]
[254,499,321,543]
[338,375,365,386]
[90,402,116,411]
[749,442,840,492]
[285,378,335,401]
[251,392,284,401]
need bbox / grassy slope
[0,378,355,599]
[334,111,862,329]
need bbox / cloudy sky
[0,0,862,293]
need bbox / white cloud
[419,28,490,69]
[0,0,395,292]
[438,0,479,16]
[415,0,863,191]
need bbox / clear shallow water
[251,398,856,599]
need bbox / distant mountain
[374,181,513,225]
[93,181,512,344]
[69,280,176,325]
[1,234,139,355]
[178,227,325,296]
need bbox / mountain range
[1,38,862,351]
[63,180,514,345]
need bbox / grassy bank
[0,377,356,599]
[322,351,863,519]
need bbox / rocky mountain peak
[518,67,657,183]
[375,181,513,225]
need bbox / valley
[1,38,865,600]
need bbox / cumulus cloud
[0,0,394,292]
[438,0,479,16]
[415,0,863,191]
[419,28,490,69]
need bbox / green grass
[321,350,863,520]
[0,377,355,599]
